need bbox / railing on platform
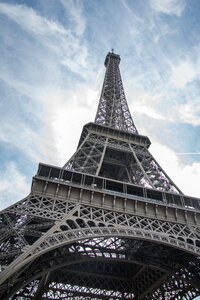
[36,163,200,211]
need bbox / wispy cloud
[175,153,200,155]
[127,87,200,127]
[170,61,197,88]
[0,3,68,35]
[174,102,200,126]
[59,0,86,36]
[42,82,100,166]
[0,2,88,75]
[129,92,166,121]
[0,162,30,210]
[0,1,93,168]
[150,142,200,197]
[150,0,186,17]
[170,55,200,88]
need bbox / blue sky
[1,0,200,211]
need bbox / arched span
[2,236,200,300]
[31,225,200,258]
[4,254,166,299]
[0,224,199,288]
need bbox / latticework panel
[2,237,200,300]
[0,192,200,299]
[1,51,200,299]
[64,133,106,174]
[64,131,182,193]
[0,195,76,270]
[95,52,138,134]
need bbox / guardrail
[36,163,200,211]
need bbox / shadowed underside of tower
[0,52,200,299]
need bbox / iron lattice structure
[0,52,200,299]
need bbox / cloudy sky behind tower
[0,0,200,210]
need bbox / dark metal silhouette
[0,52,200,299]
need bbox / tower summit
[0,52,200,299]
[95,51,138,133]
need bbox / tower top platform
[104,51,121,67]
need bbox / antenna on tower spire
[95,51,137,134]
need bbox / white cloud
[150,142,200,197]
[0,71,43,102]
[0,3,68,36]
[174,102,200,126]
[170,60,200,88]
[169,43,200,89]
[0,2,94,168]
[0,119,48,163]
[0,2,88,75]
[129,92,166,121]
[60,0,86,36]
[42,83,99,166]
[127,83,200,127]
[0,162,30,210]
[150,0,186,17]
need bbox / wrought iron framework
[94,52,137,133]
[0,51,200,299]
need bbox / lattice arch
[1,189,200,299]
[30,223,200,260]
[2,236,200,300]
[1,206,200,287]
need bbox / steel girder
[64,125,182,194]
[0,192,200,299]
[95,52,138,134]
[1,51,200,299]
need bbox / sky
[0,0,200,211]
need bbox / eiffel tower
[0,51,200,300]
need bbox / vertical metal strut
[0,51,200,300]
[95,52,138,134]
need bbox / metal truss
[1,51,200,299]
[95,52,138,134]
[64,125,182,193]
[0,192,200,299]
